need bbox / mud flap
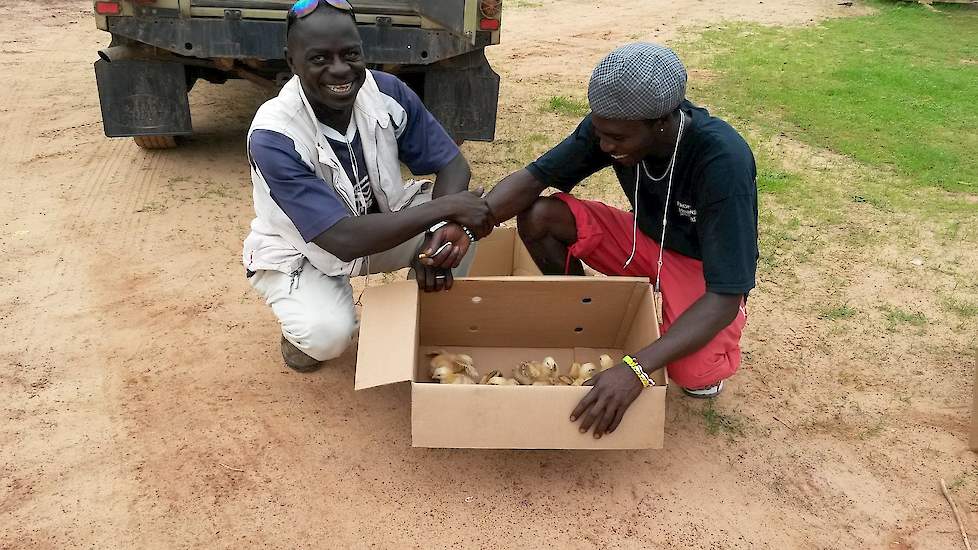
[94,59,192,138]
[422,50,500,143]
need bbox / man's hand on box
[570,364,643,439]
[418,223,470,269]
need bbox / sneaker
[280,335,323,373]
[682,380,724,399]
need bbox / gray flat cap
[588,43,687,120]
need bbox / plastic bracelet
[622,355,654,388]
[428,220,449,233]
[460,225,478,242]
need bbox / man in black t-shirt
[486,43,758,439]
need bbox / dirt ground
[2,0,976,548]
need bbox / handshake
[413,187,496,285]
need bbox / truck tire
[133,135,177,149]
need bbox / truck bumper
[104,16,484,65]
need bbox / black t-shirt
[526,100,758,295]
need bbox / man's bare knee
[517,196,577,243]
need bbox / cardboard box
[355,228,666,449]
[464,226,544,278]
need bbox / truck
[93,0,502,149]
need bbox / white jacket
[242,72,424,277]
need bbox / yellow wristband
[622,355,653,388]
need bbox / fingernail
[569,416,576,421]
[594,434,601,439]
[579,428,586,433]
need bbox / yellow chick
[479,369,498,384]
[555,374,575,386]
[542,356,561,384]
[480,370,519,385]
[569,362,598,386]
[599,354,615,372]
[431,365,476,384]
[514,361,552,385]
[427,351,478,380]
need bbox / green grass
[858,417,886,440]
[947,467,978,491]
[942,296,978,318]
[757,168,800,194]
[942,220,962,241]
[701,402,746,437]
[819,304,858,320]
[689,1,978,193]
[545,95,590,117]
[880,305,927,331]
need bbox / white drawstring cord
[623,111,686,274]
[623,166,642,269]
[343,132,371,294]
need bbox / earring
[659,128,665,132]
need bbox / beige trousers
[249,194,476,361]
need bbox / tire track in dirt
[123,151,173,249]
[0,79,29,168]
[60,139,129,246]
[111,147,159,248]
[26,140,133,291]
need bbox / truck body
[93,0,502,148]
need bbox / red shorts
[554,193,747,389]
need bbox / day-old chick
[599,354,615,372]
[427,351,478,380]
[431,366,476,384]
[562,362,584,385]
[542,356,560,384]
[555,374,575,386]
[514,361,552,385]
[480,370,519,385]
[569,362,598,386]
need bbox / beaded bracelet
[622,355,654,388]
[460,225,478,242]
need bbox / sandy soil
[2,1,975,549]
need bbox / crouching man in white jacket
[243,0,492,371]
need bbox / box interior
[465,227,542,278]
[415,278,664,386]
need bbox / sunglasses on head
[290,0,355,19]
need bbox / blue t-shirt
[321,121,373,216]
[248,70,459,243]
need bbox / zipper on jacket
[288,264,303,294]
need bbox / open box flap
[465,227,543,277]
[465,227,515,276]
[355,280,419,390]
[510,230,543,276]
